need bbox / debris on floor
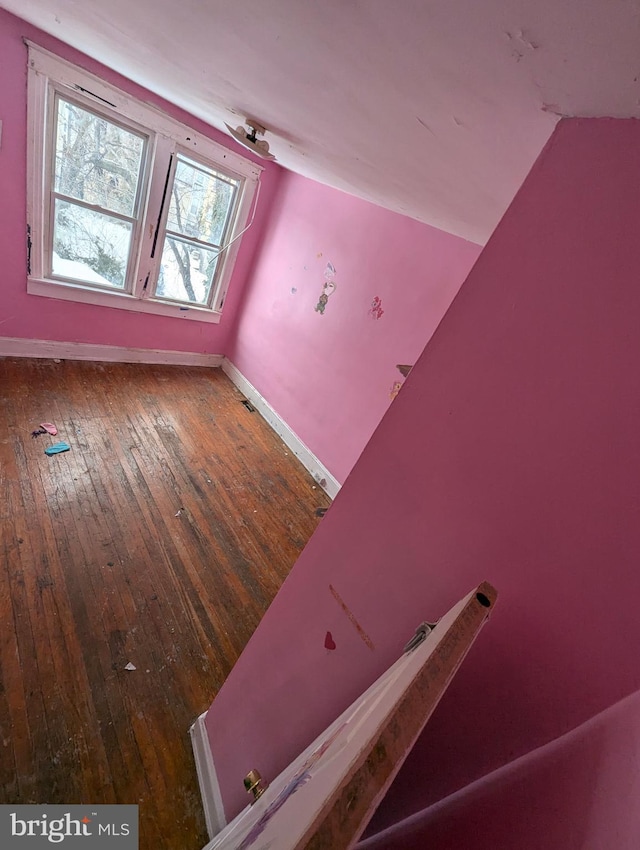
[315,507,328,517]
[31,422,58,438]
[241,399,255,412]
[44,442,71,455]
[124,662,137,671]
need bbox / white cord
[214,178,262,259]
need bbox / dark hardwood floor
[0,358,330,849]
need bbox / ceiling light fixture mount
[225,117,276,161]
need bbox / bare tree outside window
[30,45,260,317]
[51,98,145,287]
[156,156,239,305]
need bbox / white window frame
[26,43,263,323]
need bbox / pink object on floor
[40,423,57,435]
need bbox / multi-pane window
[27,44,262,322]
[157,155,240,306]
[51,97,146,290]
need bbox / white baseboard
[0,336,223,367]
[222,359,341,499]
[189,712,227,839]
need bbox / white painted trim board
[0,336,223,367]
[222,358,341,499]
[0,340,340,496]
[189,712,227,838]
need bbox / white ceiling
[5,1,640,244]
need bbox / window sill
[27,277,222,324]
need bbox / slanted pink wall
[206,117,640,824]
[360,688,640,850]
[227,171,481,483]
[0,8,281,354]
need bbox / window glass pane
[156,236,219,305]
[167,156,237,246]
[54,98,145,217]
[52,199,132,288]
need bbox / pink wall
[359,688,640,850]
[0,8,281,354]
[227,171,481,483]
[206,117,640,823]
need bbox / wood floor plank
[0,358,330,849]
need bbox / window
[27,44,262,322]
[51,96,146,291]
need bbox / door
[204,581,497,850]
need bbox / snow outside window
[26,44,262,323]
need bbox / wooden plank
[301,582,497,849]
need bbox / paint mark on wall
[390,364,414,400]
[515,28,540,50]
[368,296,384,320]
[504,29,539,51]
[314,262,337,315]
[324,631,337,650]
[236,723,347,849]
[329,584,374,650]
[291,287,297,294]
[416,116,435,136]
[390,380,403,401]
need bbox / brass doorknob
[244,769,268,802]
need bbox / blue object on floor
[44,442,71,455]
